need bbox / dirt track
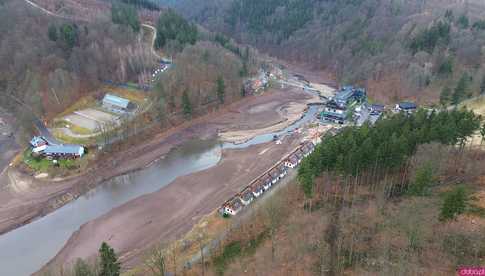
[0,87,313,236]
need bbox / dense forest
[157,0,485,104]
[298,109,481,197]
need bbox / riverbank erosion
[0,86,316,236]
[41,133,304,273]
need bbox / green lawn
[22,149,91,174]
[22,150,51,172]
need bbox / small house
[370,104,385,115]
[295,150,304,163]
[224,197,243,216]
[30,136,48,148]
[263,175,273,190]
[301,145,311,157]
[239,188,254,206]
[301,142,315,157]
[102,94,131,113]
[251,180,264,198]
[41,145,85,159]
[395,102,417,113]
[285,155,299,169]
[278,163,287,178]
[269,168,280,184]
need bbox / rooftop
[103,94,130,109]
[399,102,417,109]
[30,136,47,147]
[43,145,84,155]
[335,86,355,102]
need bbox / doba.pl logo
[458,267,485,276]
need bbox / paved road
[33,118,60,145]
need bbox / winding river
[0,106,320,276]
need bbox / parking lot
[64,108,119,132]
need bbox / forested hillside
[0,0,153,127]
[0,0,256,143]
[157,0,485,104]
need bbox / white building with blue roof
[102,94,131,113]
[42,145,85,158]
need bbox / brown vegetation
[164,0,485,104]
[181,143,485,276]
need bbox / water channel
[0,106,320,276]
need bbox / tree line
[112,2,141,32]
[298,109,481,198]
[409,21,450,54]
[115,0,161,11]
[155,9,197,50]
[227,0,314,43]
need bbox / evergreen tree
[440,186,467,221]
[437,57,453,76]
[112,3,140,32]
[216,76,225,104]
[99,242,120,276]
[59,24,79,50]
[182,89,192,119]
[155,9,197,49]
[444,10,454,22]
[452,73,470,104]
[47,25,58,42]
[457,14,470,29]
[407,163,434,196]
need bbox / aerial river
[0,106,320,276]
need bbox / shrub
[440,186,467,221]
[407,163,434,196]
[213,241,241,275]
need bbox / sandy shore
[219,87,320,143]
[42,132,304,273]
[0,87,313,236]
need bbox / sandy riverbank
[0,87,314,236]
[41,132,305,273]
[219,87,320,143]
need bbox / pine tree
[99,242,120,276]
[407,163,434,196]
[216,76,225,104]
[452,73,470,104]
[182,89,192,119]
[47,25,58,42]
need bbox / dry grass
[55,95,97,119]
[459,96,485,117]
[103,85,148,105]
